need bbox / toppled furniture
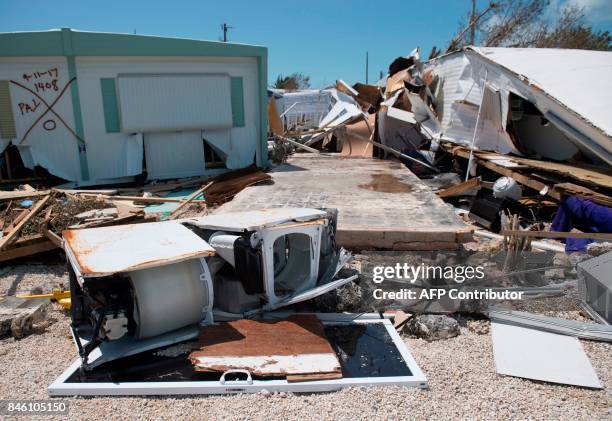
[50,208,427,395]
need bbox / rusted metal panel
[189,315,342,377]
[63,221,215,277]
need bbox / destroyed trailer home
[50,208,427,395]
[270,46,612,252]
[0,25,610,414]
[0,29,268,186]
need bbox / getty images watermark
[370,263,525,300]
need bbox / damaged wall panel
[428,47,612,166]
[0,29,268,186]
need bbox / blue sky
[1,0,610,87]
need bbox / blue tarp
[551,196,612,252]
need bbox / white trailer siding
[0,56,82,181]
[428,48,612,164]
[117,74,233,133]
[75,56,261,183]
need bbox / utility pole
[365,51,369,84]
[469,0,476,45]
[221,23,233,42]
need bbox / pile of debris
[271,46,612,256]
[0,166,271,263]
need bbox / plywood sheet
[189,315,341,377]
[491,322,602,388]
[340,116,374,157]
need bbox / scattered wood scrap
[442,143,612,204]
[189,315,342,379]
[501,230,612,241]
[168,181,213,220]
[0,167,272,262]
[438,177,482,198]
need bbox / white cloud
[565,0,612,23]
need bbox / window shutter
[230,77,245,127]
[100,78,120,133]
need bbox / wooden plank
[286,372,344,382]
[0,195,50,251]
[438,177,481,198]
[4,208,29,235]
[0,240,58,262]
[190,315,341,377]
[510,156,612,190]
[0,190,51,201]
[553,183,612,208]
[43,228,63,247]
[277,135,321,154]
[501,230,612,241]
[168,181,213,220]
[74,193,205,203]
[446,145,562,200]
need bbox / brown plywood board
[189,315,341,377]
[340,115,374,157]
[216,155,472,250]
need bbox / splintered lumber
[0,240,57,263]
[204,167,272,205]
[74,193,205,203]
[438,177,481,198]
[168,181,213,220]
[0,190,51,201]
[189,315,341,378]
[43,228,63,247]
[277,135,321,154]
[501,230,612,241]
[552,183,612,208]
[0,195,51,251]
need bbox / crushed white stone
[0,265,610,420]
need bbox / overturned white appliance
[61,208,355,369]
[49,208,426,395]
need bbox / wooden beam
[0,195,51,251]
[168,181,213,220]
[501,230,612,241]
[0,190,51,201]
[0,240,58,262]
[43,228,63,247]
[277,135,321,154]
[446,145,562,200]
[74,193,206,203]
[438,177,481,198]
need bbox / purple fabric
[551,196,612,252]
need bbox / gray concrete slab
[216,154,472,250]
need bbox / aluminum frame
[48,314,427,396]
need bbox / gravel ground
[0,265,610,420]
